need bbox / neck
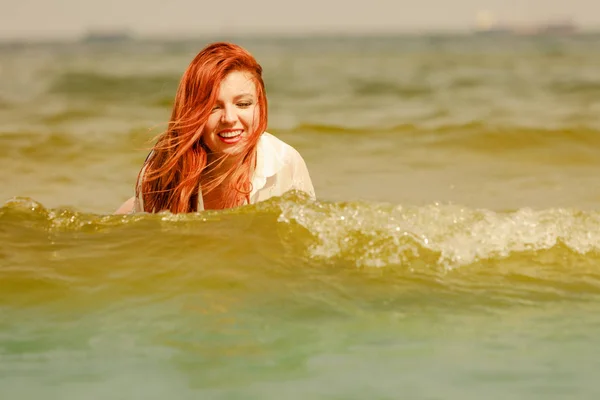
[205,152,240,176]
[200,148,257,203]
[200,154,244,211]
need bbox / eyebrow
[233,93,255,100]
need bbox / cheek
[242,107,260,129]
[202,116,220,146]
[203,114,219,134]
[199,118,219,153]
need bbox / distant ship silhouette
[473,11,577,36]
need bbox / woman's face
[202,70,259,160]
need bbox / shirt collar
[251,133,285,196]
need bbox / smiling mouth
[218,130,243,138]
[217,129,244,145]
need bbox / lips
[217,129,243,144]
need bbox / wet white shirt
[135,132,315,212]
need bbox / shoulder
[259,132,304,164]
[255,131,312,184]
[260,132,312,182]
[256,132,316,199]
[260,132,292,152]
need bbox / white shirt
[135,132,315,212]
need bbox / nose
[221,105,237,125]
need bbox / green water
[2,34,600,399]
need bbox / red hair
[136,42,268,213]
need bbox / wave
[49,72,179,103]
[279,123,600,161]
[2,123,599,171]
[350,78,433,98]
[0,129,154,160]
[424,125,600,162]
[39,109,101,124]
[2,193,600,316]
[278,195,600,269]
[2,194,600,271]
[548,80,600,96]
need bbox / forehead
[217,70,257,98]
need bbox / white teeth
[218,130,242,138]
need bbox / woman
[115,42,315,214]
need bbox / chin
[214,144,246,160]
[205,134,253,158]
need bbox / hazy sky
[2,0,600,39]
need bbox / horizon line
[2,24,600,44]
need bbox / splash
[278,196,600,269]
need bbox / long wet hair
[136,42,268,213]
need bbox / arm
[114,196,136,214]
[290,149,316,199]
[115,156,150,215]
